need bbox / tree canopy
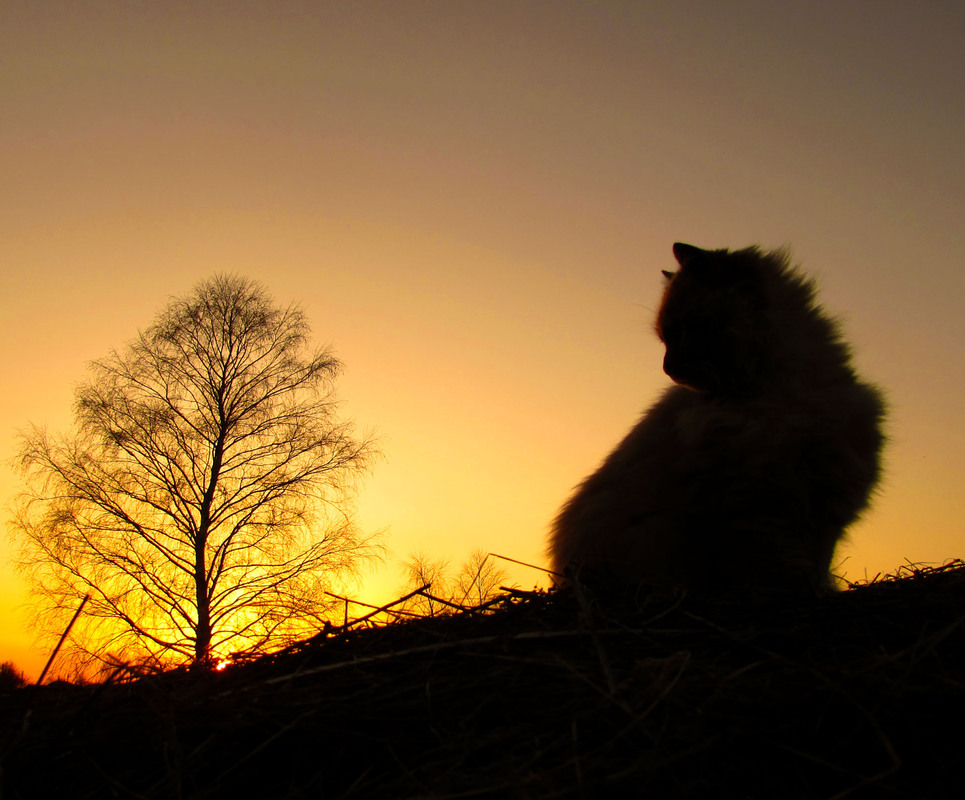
[13,275,378,671]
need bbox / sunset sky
[2,1,962,679]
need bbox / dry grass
[3,561,965,799]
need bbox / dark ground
[3,563,965,799]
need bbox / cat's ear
[661,269,676,280]
[672,242,735,287]
[672,242,706,267]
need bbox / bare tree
[400,549,507,616]
[400,552,453,617]
[13,275,378,670]
[454,549,507,606]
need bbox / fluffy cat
[548,243,885,595]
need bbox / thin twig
[341,584,432,629]
[490,552,561,578]
[37,594,90,685]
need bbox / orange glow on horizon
[3,3,963,679]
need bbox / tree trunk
[194,430,226,664]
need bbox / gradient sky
[2,1,963,679]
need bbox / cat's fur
[548,243,885,595]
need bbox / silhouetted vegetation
[2,562,965,798]
[399,549,508,616]
[12,275,378,673]
[0,662,27,691]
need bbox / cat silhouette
[548,243,885,595]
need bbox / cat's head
[656,243,771,396]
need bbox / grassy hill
[3,562,965,798]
